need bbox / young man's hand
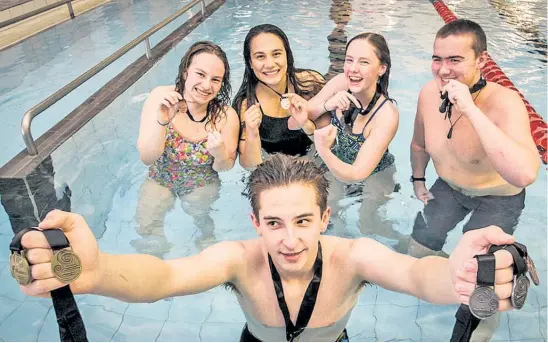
[19,210,101,297]
[449,226,516,311]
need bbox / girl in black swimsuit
[232,24,326,169]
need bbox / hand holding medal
[8,210,95,341]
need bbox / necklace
[258,79,290,109]
[445,77,486,139]
[343,84,382,126]
[186,108,208,123]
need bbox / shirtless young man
[409,19,540,258]
[18,154,516,342]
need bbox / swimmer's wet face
[250,33,288,87]
[344,38,386,95]
[252,183,330,273]
[183,52,225,105]
[245,154,330,273]
[432,19,488,91]
[431,35,485,91]
[174,41,231,112]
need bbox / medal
[526,255,540,286]
[470,253,498,319]
[10,251,32,285]
[469,286,499,319]
[51,249,82,283]
[511,274,530,309]
[281,97,290,110]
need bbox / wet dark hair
[436,19,487,57]
[232,24,324,115]
[244,154,329,218]
[346,32,393,101]
[175,41,231,128]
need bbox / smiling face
[431,34,486,90]
[344,38,387,95]
[249,33,288,87]
[251,183,330,274]
[183,52,225,105]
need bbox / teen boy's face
[431,34,485,90]
[251,184,330,274]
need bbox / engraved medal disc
[526,255,540,286]
[51,249,82,283]
[280,97,290,110]
[511,274,530,309]
[10,252,32,285]
[469,286,499,319]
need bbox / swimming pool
[0,0,194,168]
[0,0,546,341]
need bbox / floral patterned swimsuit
[149,122,217,195]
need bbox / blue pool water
[0,0,546,341]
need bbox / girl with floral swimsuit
[134,41,240,256]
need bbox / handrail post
[22,112,38,155]
[67,1,75,19]
[200,0,206,16]
[144,38,152,59]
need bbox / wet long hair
[232,24,324,115]
[346,33,393,102]
[175,41,231,128]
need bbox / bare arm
[350,238,458,304]
[92,241,245,302]
[467,89,540,187]
[211,107,240,172]
[316,104,398,183]
[307,73,348,120]
[350,227,515,306]
[410,86,431,179]
[238,100,264,170]
[137,86,180,165]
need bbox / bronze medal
[280,97,290,110]
[51,248,82,283]
[525,255,540,286]
[511,274,529,309]
[469,286,499,319]
[9,251,32,285]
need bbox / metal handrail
[21,0,206,155]
[0,0,76,29]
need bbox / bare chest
[238,269,358,328]
[424,109,487,166]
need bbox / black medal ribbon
[9,228,88,342]
[267,242,323,342]
[469,254,499,320]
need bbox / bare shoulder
[321,235,355,263]
[418,80,438,101]
[347,237,394,263]
[223,105,239,120]
[327,73,348,89]
[484,82,524,110]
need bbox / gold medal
[10,251,32,285]
[51,249,82,283]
